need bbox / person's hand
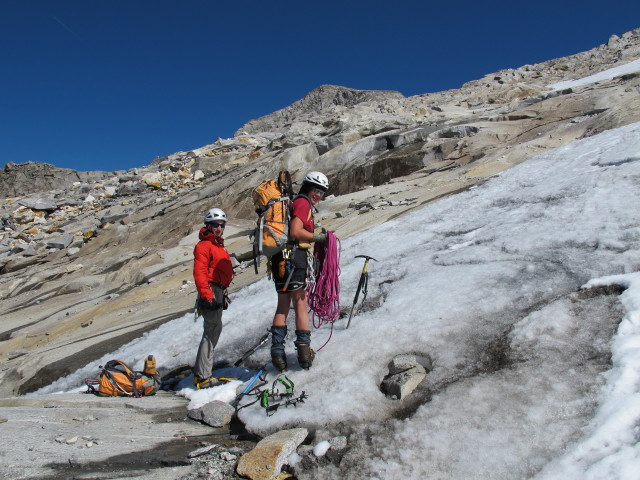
[312,232,327,243]
[199,298,217,310]
[313,228,329,243]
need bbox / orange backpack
[86,358,159,397]
[251,171,294,272]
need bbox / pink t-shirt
[291,197,313,233]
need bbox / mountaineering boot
[296,344,315,370]
[271,353,287,372]
[194,376,223,390]
[295,330,315,370]
[270,325,288,371]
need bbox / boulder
[187,400,235,427]
[46,234,74,250]
[116,181,147,196]
[142,172,164,188]
[381,353,432,399]
[14,244,38,257]
[389,353,433,373]
[236,428,308,480]
[18,198,58,211]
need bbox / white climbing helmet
[303,171,329,191]
[203,208,227,225]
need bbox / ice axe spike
[346,255,377,329]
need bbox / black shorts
[272,248,309,293]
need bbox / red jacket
[193,227,233,301]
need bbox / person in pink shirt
[270,171,329,371]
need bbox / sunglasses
[209,222,225,229]
[310,188,326,197]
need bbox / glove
[199,297,218,310]
[312,228,329,244]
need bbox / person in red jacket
[193,207,234,389]
[270,171,329,372]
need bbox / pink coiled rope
[307,231,341,351]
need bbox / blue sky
[1,1,638,172]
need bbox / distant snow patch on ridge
[548,58,640,91]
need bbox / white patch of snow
[548,58,640,90]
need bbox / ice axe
[193,294,200,322]
[232,330,270,367]
[231,365,266,409]
[346,255,376,329]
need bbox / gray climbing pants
[194,307,223,379]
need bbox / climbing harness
[307,231,342,351]
[281,245,297,292]
[346,255,376,329]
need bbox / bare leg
[272,293,291,327]
[291,289,309,330]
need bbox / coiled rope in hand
[307,231,341,351]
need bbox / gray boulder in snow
[381,353,432,399]
[389,353,433,374]
[187,400,235,427]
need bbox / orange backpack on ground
[85,358,159,397]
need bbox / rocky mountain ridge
[1,28,640,479]
[0,161,113,198]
